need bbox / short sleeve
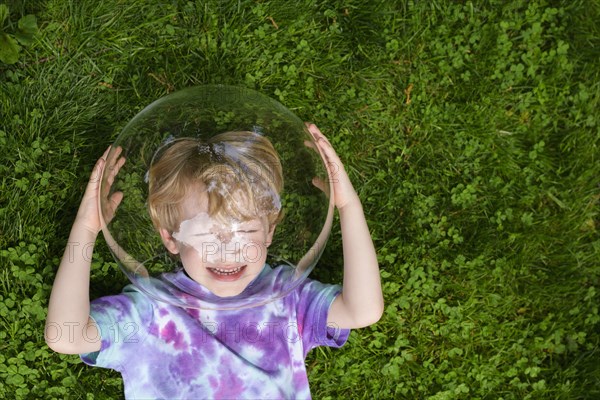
[80,286,153,370]
[295,279,350,356]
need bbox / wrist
[71,219,101,242]
[338,194,362,211]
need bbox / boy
[46,123,383,398]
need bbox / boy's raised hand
[75,146,126,236]
[47,146,125,355]
[305,123,383,329]
[305,123,360,210]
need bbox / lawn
[1,0,599,399]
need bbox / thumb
[312,177,330,197]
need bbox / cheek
[181,242,220,264]
[178,245,199,262]
[239,239,267,264]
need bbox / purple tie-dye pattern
[80,264,350,399]
[160,320,187,350]
[213,359,246,399]
[169,351,198,381]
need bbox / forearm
[46,222,97,345]
[338,198,383,325]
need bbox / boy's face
[159,185,275,297]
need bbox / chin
[210,285,246,298]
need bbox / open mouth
[206,265,247,281]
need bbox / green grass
[1,0,599,398]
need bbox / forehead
[178,183,261,224]
[179,185,210,221]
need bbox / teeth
[211,266,243,275]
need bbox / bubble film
[99,85,333,310]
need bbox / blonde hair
[147,131,283,233]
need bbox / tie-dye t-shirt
[80,264,350,399]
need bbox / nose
[216,231,233,243]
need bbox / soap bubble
[99,85,333,310]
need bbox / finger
[305,137,330,155]
[305,122,321,135]
[90,147,113,188]
[88,157,105,187]
[109,150,125,181]
[116,155,126,172]
[107,156,126,183]
[304,140,317,151]
[103,151,126,195]
[105,160,125,196]
[101,145,112,160]
[105,145,123,168]
[110,191,124,210]
[101,160,116,198]
[102,147,118,188]
[305,137,339,181]
[305,123,331,143]
[315,140,339,167]
[304,135,331,164]
[311,177,329,196]
[103,191,124,225]
[306,123,333,149]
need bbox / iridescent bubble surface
[99,85,333,310]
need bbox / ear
[265,224,277,248]
[159,228,180,254]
